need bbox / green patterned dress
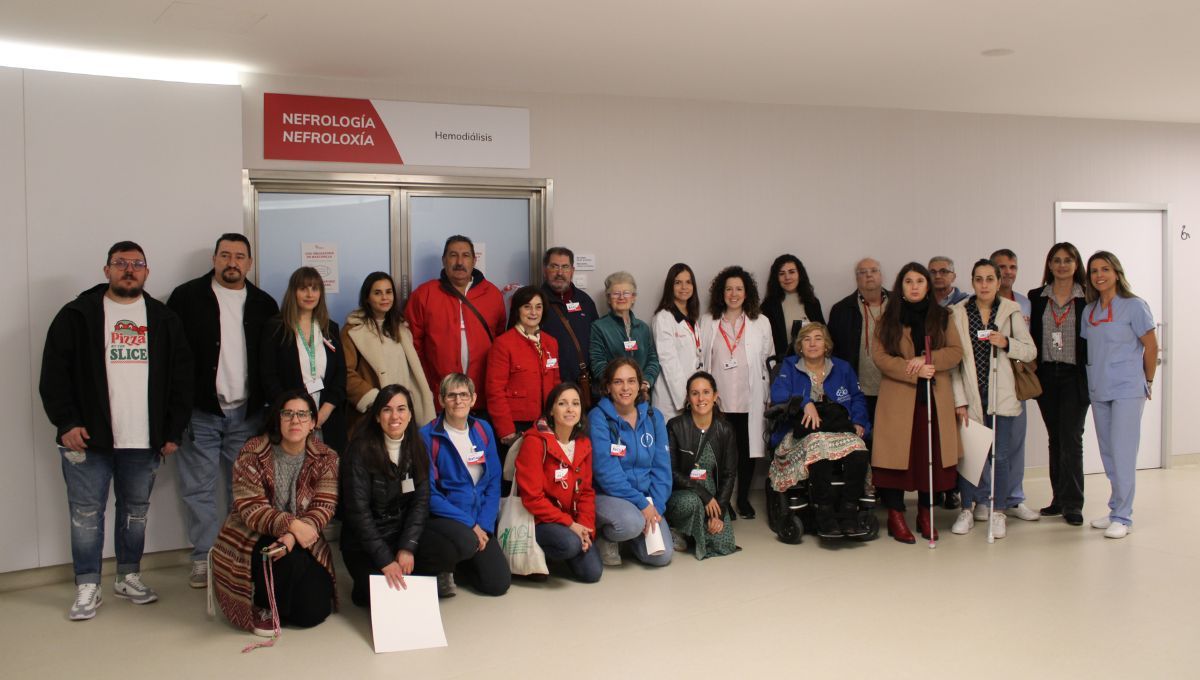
[666,436,737,560]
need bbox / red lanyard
[1050,300,1071,328]
[861,298,881,351]
[718,315,746,354]
[1088,302,1113,327]
[684,320,700,351]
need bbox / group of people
[39,234,1156,641]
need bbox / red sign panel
[263,93,403,163]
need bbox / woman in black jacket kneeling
[666,371,737,559]
[340,384,430,607]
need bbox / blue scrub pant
[1092,398,1146,526]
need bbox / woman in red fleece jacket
[514,383,601,583]
[486,286,562,446]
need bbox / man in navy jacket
[539,247,598,396]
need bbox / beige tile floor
[2,467,1198,680]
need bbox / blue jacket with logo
[588,398,671,514]
[420,415,501,532]
[769,356,870,448]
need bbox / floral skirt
[769,431,871,492]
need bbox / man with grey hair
[929,256,970,307]
[828,257,888,426]
[539,246,598,396]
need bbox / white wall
[6,70,242,572]
[241,73,1200,465]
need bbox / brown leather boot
[887,509,916,544]
[917,504,939,540]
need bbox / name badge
[466,448,485,465]
[689,469,708,481]
[976,329,992,341]
[723,358,739,370]
[554,467,568,481]
[623,340,638,352]
[546,357,558,368]
[610,443,626,457]
[304,377,324,394]
[1051,331,1064,351]
[566,301,581,313]
[401,476,415,494]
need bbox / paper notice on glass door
[301,242,339,293]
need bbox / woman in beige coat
[949,259,1036,539]
[871,262,964,544]
[342,272,436,434]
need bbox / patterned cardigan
[212,435,340,631]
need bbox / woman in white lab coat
[652,263,702,421]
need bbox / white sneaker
[990,512,1007,539]
[189,560,208,589]
[973,503,990,522]
[951,509,974,535]
[1091,516,1112,529]
[671,530,688,552]
[1104,522,1131,539]
[1011,503,1040,521]
[68,583,102,620]
[113,572,158,604]
[596,537,622,567]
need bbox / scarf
[899,298,930,356]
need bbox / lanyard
[718,314,746,354]
[1088,302,1113,327]
[1050,299,1071,328]
[860,296,882,351]
[684,320,700,352]
[297,321,318,379]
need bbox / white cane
[987,342,999,544]
[925,337,936,549]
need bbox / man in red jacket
[406,235,506,414]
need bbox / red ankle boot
[887,509,916,544]
[917,505,939,540]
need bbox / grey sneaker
[436,572,457,599]
[596,537,621,567]
[671,530,688,552]
[68,583,102,620]
[113,572,158,604]
[189,560,208,589]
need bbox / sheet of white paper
[369,575,448,653]
[958,419,994,485]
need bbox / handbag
[496,436,549,576]
[1011,359,1043,401]
[549,303,592,409]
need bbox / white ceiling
[4,0,1200,123]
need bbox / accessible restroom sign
[264,93,530,168]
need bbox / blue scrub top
[1079,296,1154,401]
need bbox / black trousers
[1035,362,1090,513]
[414,517,511,596]
[251,536,333,628]
[808,450,869,507]
[726,412,755,508]
[879,489,932,512]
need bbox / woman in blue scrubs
[1079,251,1157,539]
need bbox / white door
[1055,203,1165,472]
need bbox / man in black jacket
[539,247,598,401]
[39,241,193,621]
[167,233,279,588]
[827,258,888,425]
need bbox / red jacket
[485,328,562,439]
[406,270,506,410]
[515,423,595,531]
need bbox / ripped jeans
[59,447,160,585]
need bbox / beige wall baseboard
[1171,452,1200,467]
[0,549,192,594]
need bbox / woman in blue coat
[768,322,871,538]
[417,373,510,596]
[1079,251,1157,540]
[589,357,674,567]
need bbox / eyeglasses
[929,268,953,276]
[546,264,573,272]
[109,258,148,271]
[280,409,313,422]
[609,291,635,299]
[856,268,880,276]
[443,391,472,402]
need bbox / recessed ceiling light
[981,48,1015,57]
[0,40,242,84]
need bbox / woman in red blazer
[486,286,562,446]
[514,383,601,583]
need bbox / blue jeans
[59,447,160,585]
[177,405,261,561]
[958,415,1024,510]
[593,494,673,567]
[535,522,603,583]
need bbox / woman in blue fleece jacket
[417,373,510,598]
[588,357,674,567]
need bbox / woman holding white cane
[870,263,964,544]
[949,260,1037,539]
